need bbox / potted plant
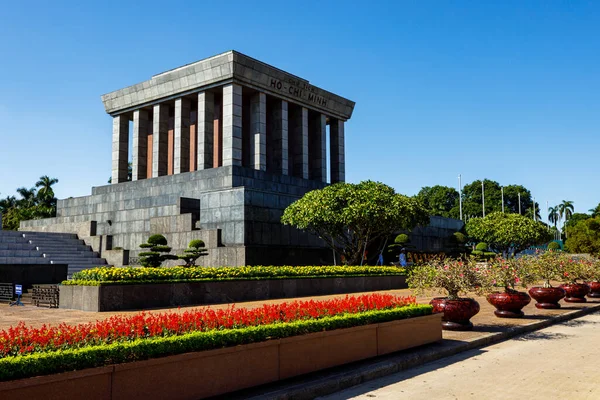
[407,258,488,331]
[526,252,566,309]
[586,258,600,298]
[559,256,592,303]
[483,257,535,318]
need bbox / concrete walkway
[320,313,600,400]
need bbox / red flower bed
[0,294,415,358]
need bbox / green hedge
[0,304,432,381]
[64,265,405,286]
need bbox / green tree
[461,180,535,218]
[466,212,552,255]
[565,216,600,255]
[559,200,575,237]
[178,239,209,267]
[548,206,559,227]
[589,203,600,217]
[281,180,429,265]
[139,234,178,267]
[414,185,460,218]
[566,213,590,229]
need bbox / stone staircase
[0,230,107,277]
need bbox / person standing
[377,252,384,266]
[399,248,407,267]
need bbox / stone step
[21,232,78,239]
[42,251,100,258]
[0,231,26,237]
[50,258,106,265]
[0,250,43,257]
[0,257,51,264]
[0,243,37,250]
[27,239,86,245]
[0,237,27,244]
[34,245,91,252]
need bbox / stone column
[111,114,129,184]
[269,100,289,175]
[330,119,345,183]
[309,113,327,182]
[152,104,169,177]
[291,107,309,179]
[222,84,243,167]
[174,98,191,174]
[132,109,148,181]
[197,91,214,170]
[250,92,266,170]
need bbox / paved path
[319,313,600,400]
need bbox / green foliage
[64,265,406,285]
[466,212,552,254]
[475,242,488,251]
[461,180,537,219]
[178,239,209,267]
[414,185,460,218]
[0,176,59,230]
[566,213,590,229]
[453,232,467,244]
[565,216,600,255]
[407,257,490,300]
[0,305,432,381]
[547,241,561,250]
[281,181,429,265]
[138,235,177,267]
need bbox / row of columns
[111,84,345,184]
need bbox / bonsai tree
[466,212,552,256]
[282,180,429,265]
[560,255,594,285]
[139,234,178,267]
[526,253,564,288]
[407,257,489,300]
[178,239,209,267]
[471,242,496,261]
[483,257,536,293]
[387,233,410,254]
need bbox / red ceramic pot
[528,287,566,309]
[560,283,590,303]
[486,291,531,318]
[430,297,480,331]
[586,282,600,298]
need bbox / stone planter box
[0,313,441,400]
[60,275,407,312]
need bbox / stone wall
[20,166,327,266]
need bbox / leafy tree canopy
[565,216,600,255]
[1,176,59,230]
[566,213,590,229]
[414,185,460,219]
[281,180,429,265]
[466,212,552,254]
[461,180,538,219]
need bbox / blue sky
[1,1,598,221]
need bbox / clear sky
[0,1,598,222]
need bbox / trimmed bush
[64,265,405,286]
[139,234,178,267]
[475,242,488,251]
[178,239,209,267]
[547,241,561,250]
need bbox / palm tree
[35,176,58,199]
[589,203,600,217]
[548,206,559,227]
[0,195,17,214]
[15,187,37,208]
[559,200,575,238]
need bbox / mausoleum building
[20,51,355,267]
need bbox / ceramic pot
[528,286,566,309]
[486,291,531,318]
[586,282,600,298]
[430,297,480,331]
[560,283,590,303]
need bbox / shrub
[453,232,467,244]
[65,265,405,285]
[178,239,209,267]
[475,242,488,251]
[138,234,178,267]
[547,241,561,250]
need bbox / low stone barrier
[0,313,441,400]
[60,275,407,312]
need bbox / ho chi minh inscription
[269,78,329,108]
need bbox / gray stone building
[20,51,355,266]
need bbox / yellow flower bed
[64,265,405,285]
